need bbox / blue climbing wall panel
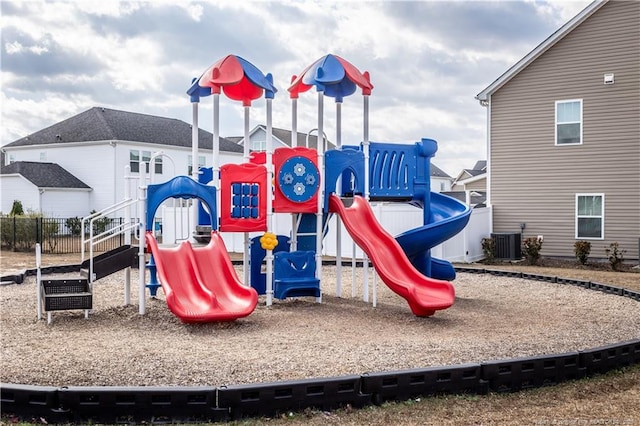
[368,142,417,199]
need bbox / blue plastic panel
[277,156,320,203]
[249,235,290,294]
[368,142,416,199]
[198,167,214,226]
[324,147,365,210]
[147,176,217,231]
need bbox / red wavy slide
[328,195,455,317]
[145,231,258,323]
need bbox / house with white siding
[236,125,334,152]
[476,0,639,261]
[1,107,244,217]
[0,162,91,217]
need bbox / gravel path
[1,265,639,388]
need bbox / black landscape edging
[360,363,485,405]
[481,352,585,393]
[486,269,522,278]
[521,272,557,283]
[1,267,639,422]
[1,264,83,285]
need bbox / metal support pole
[315,92,324,303]
[335,101,342,297]
[266,98,274,306]
[124,165,132,305]
[36,243,41,320]
[138,163,147,315]
[362,94,370,303]
[243,105,251,285]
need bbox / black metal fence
[0,216,129,254]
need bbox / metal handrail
[81,198,137,255]
[81,197,140,284]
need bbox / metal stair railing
[81,198,140,285]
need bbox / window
[576,194,604,239]
[129,150,160,173]
[556,100,582,145]
[188,155,206,175]
[142,151,151,173]
[129,150,140,172]
[251,139,266,152]
[153,155,162,174]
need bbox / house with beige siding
[453,160,486,192]
[476,0,639,261]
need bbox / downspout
[38,189,44,214]
[485,95,493,234]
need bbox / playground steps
[80,245,138,280]
[41,278,92,312]
[194,225,213,244]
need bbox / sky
[1,0,593,177]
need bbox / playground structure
[10,53,639,424]
[36,53,471,323]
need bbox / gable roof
[442,191,487,208]
[454,172,487,187]
[1,161,91,189]
[476,0,607,101]
[4,107,243,153]
[464,169,485,178]
[454,160,487,182]
[430,163,451,179]
[273,126,337,150]
[472,160,486,171]
[237,125,337,151]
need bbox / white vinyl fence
[162,203,492,264]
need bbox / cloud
[1,0,593,177]
[1,27,104,77]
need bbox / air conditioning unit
[492,232,522,260]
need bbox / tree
[9,200,24,216]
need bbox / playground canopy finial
[187,54,277,106]
[288,54,373,101]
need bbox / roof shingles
[4,107,243,153]
[1,161,91,189]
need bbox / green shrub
[89,210,111,235]
[481,237,496,264]
[573,240,591,265]
[42,218,59,252]
[0,212,58,251]
[9,200,24,216]
[522,236,543,265]
[605,242,626,271]
[66,217,82,236]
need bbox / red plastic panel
[249,151,266,164]
[220,162,267,232]
[273,147,319,213]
